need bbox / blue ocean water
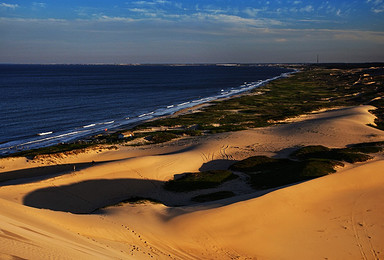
[0,64,293,155]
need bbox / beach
[0,102,384,259]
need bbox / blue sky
[0,0,383,63]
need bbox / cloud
[132,1,156,5]
[129,8,149,12]
[97,15,136,22]
[243,7,264,17]
[372,7,384,13]
[191,13,282,28]
[129,8,158,17]
[0,2,19,9]
[367,0,383,4]
[300,5,314,13]
[32,2,46,8]
[132,0,170,5]
[366,0,384,13]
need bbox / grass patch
[164,170,238,192]
[7,143,94,159]
[191,191,235,203]
[230,156,341,189]
[291,145,373,163]
[117,197,161,205]
[346,141,384,154]
[148,132,179,144]
[229,156,287,172]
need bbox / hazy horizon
[1,0,383,64]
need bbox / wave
[38,131,53,136]
[83,124,96,128]
[177,101,191,107]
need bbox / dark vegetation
[191,191,235,202]
[290,145,374,163]
[369,99,384,130]
[8,143,94,159]
[163,141,382,196]
[230,156,342,189]
[115,197,161,205]
[164,170,238,192]
[229,141,382,189]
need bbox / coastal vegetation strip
[135,64,384,134]
[2,64,384,158]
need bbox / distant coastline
[0,64,293,156]
[3,63,384,159]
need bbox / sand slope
[0,105,383,259]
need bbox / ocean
[0,64,293,155]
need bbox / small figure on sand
[73,165,76,172]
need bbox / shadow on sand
[0,160,120,186]
[22,176,290,217]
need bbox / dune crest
[0,105,383,259]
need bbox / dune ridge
[0,105,383,259]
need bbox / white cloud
[0,17,66,23]
[300,5,314,13]
[129,8,149,12]
[155,0,170,4]
[98,15,136,22]
[132,1,154,5]
[366,0,384,13]
[0,3,19,9]
[132,0,170,5]
[191,13,282,28]
[33,2,46,8]
[372,7,384,13]
[243,7,263,17]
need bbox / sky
[0,0,383,64]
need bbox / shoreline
[0,66,296,157]
[4,63,384,159]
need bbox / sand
[0,105,383,259]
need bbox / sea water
[0,64,293,155]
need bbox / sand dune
[0,105,383,259]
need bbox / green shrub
[230,156,342,189]
[291,146,373,163]
[291,145,330,159]
[164,170,238,192]
[150,132,179,143]
[300,159,343,177]
[229,156,279,172]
